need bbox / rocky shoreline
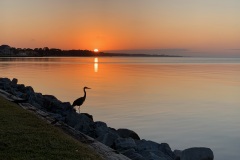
[0,77,214,160]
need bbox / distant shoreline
[0,52,182,58]
[0,44,182,57]
[0,55,182,58]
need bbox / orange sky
[0,0,240,56]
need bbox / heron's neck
[83,88,86,98]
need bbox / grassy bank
[0,96,102,160]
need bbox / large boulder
[9,78,18,94]
[93,121,109,138]
[24,86,37,103]
[42,95,69,112]
[0,78,10,82]
[173,150,182,160]
[48,113,65,122]
[95,125,121,147]
[141,150,170,160]
[180,147,214,160]
[121,148,145,160]
[25,86,35,95]
[34,92,44,107]
[135,140,175,159]
[11,78,18,85]
[117,128,140,140]
[82,113,93,121]
[0,78,11,90]
[17,84,26,93]
[114,138,137,151]
[65,112,94,135]
[97,132,120,147]
[43,95,60,107]
[0,78,11,84]
[61,102,73,112]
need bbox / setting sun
[94,49,99,52]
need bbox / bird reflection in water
[94,57,98,72]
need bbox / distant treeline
[0,45,98,57]
[0,45,181,57]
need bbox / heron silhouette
[72,87,91,112]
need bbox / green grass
[0,96,102,160]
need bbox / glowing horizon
[1,0,240,57]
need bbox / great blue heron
[72,87,91,112]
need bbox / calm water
[1,57,240,159]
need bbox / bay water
[1,57,240,159]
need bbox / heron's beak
[86,87,91,89]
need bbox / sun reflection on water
[94,57,98,72]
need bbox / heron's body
[72,96,86,107]
[72,87,91,112]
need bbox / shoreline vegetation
[0,45,181,57]
[0,77,214,160]
[0,96,103,160]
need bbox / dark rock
[173,150,182,160]
[97,132,120,147]
[135,140,175,159]
[95,124,121,147]
[121,148,145,160]
[31,102,43,109]
[34,92,44,106]
[117,128,140,140]
[0,82,4,89]
[65,112,94,135]
[17,84,26,92]
[115,138,137,151]
[11,78,18,85]
[43,94,57,100]
[43,95,71,112]
[25,86,35,93]
[0,78,11,83]
[61,102,73,111]
[180,147,214,160]
[160,143,175,159]
[43,95,63,112]
[81,113,93,121]
[0,78,11,90]
[43,95,58,107]
[10,79,18,90]
[109,127,117,132]
[15,91,24,98]
[49,113,65,122]
[141,150,169,160]
[25,86,37,103]
[94,121,108,138]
